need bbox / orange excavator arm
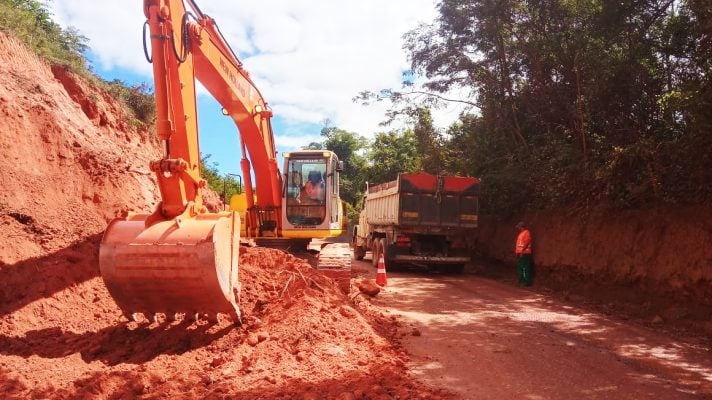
[143,0,281,221]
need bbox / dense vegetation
[0,0,155,125]
[104,80,156,125]
[392,0,712,214]
[352,0,710,215]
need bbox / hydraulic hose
[142,20,152,63]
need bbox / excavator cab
[281,150,344,239]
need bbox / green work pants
[517,254,533,286]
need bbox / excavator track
[314,243,352,294]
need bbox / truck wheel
[371,239,382,268]
[381,239,396,271]
[352,239,365,261]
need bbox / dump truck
[351,172,480,273]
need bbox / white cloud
[274,133,321,150]
[49,0,468,139]
[49,1,151,76]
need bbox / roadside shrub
[105,80,155,125]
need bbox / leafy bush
[104,80,155,125]
[200,155,243,205]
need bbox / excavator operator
[301,170,325,204]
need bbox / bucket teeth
[121,310,242,325]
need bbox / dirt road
[353,259,712,399]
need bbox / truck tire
[352,240,365,261]
[371,239,382,268]
[381,238,396,271]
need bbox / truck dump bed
[365,172,480,229]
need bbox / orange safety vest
[516,229,532,255]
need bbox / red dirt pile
[1,246,450,399]
[0,33,450,399]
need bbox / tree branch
[400,90,479,107]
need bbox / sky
[48,0,465,175]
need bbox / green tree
[412,108,444,174]
[304,125,369,207]
[325,128,368,206]
[400,0,711,212]
[200,154,223,195]
[200,155,243,207]
[367,130,421,184]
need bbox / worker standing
[515,221,533,286]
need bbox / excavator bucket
[99,212,241,323]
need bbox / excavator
[99,0,350,324]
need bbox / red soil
[1,245,449,399]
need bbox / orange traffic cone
[376,254,387,287]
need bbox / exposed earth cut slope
[0,33,160,265]
[473,207,712,338]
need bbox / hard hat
[308,170,321,183]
